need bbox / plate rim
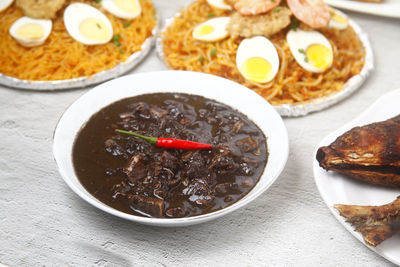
[0,4,161,91]
[313,88,400,265]
[52,70,289,226]
[155,5,374,117]
[325,0,400,19]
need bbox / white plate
[53,70,289,227]
[325,0,400,18]
[313,88,400,264]
[0,10,159,91]
[156,7,374,117]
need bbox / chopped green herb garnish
[124,21,131,28]
[290,17,299,31]
[298,49,308,62]
[207,13,215,18]
[119,49,124,54]
[273,7,281,12]
[199,57,205,63]
[112,34,121,47]
[271,0,275,2]
[112,34,121,42]
[210,48,217,57]
[96,23,102,29]
[93,0,101,3]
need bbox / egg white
[192,17,230,42]
[207,0,232,10]
[236,36,280,83]
[329,8,348,30]
[9,16,52,47]
[101,0,141,20]
[64,3,113,45]
[0,0,13,12]
[286,29,333,73]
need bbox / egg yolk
[241,57,272,83]
[332,12,348,24]
[16,24,44,40]
[114,0,139,14]
[79,19,111,41]
[306,44,333,70]
[198,25,214,36]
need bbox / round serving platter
[156,6,374,117]
[325,0,400,19]
[0,9,160,91]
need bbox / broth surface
[73,93,268,218]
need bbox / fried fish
[334,196,400,247]
[316,115,400,187]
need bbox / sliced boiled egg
[286,29,333,73]
[329,8,348,30]
[207,0,232,10]
[101,0,141,20]
[64,3,113,45]
[192,17,230,42]
[236,36,280,83]
[0,0,13,12]
[9,17,52,47]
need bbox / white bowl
[53,71,289,227]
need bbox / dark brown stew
[73,93,268,218]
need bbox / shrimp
[287,0,330,28]
[233,0,281,16]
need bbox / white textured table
[1,1,400,266]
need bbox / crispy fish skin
[334,196,400,247]
[226,7,292,38]
[316,115,400,187]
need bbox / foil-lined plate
[0,11,160,91]
[156,7,374,117]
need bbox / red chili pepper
[115,129,213,150]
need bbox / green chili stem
[115,129,157,145]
